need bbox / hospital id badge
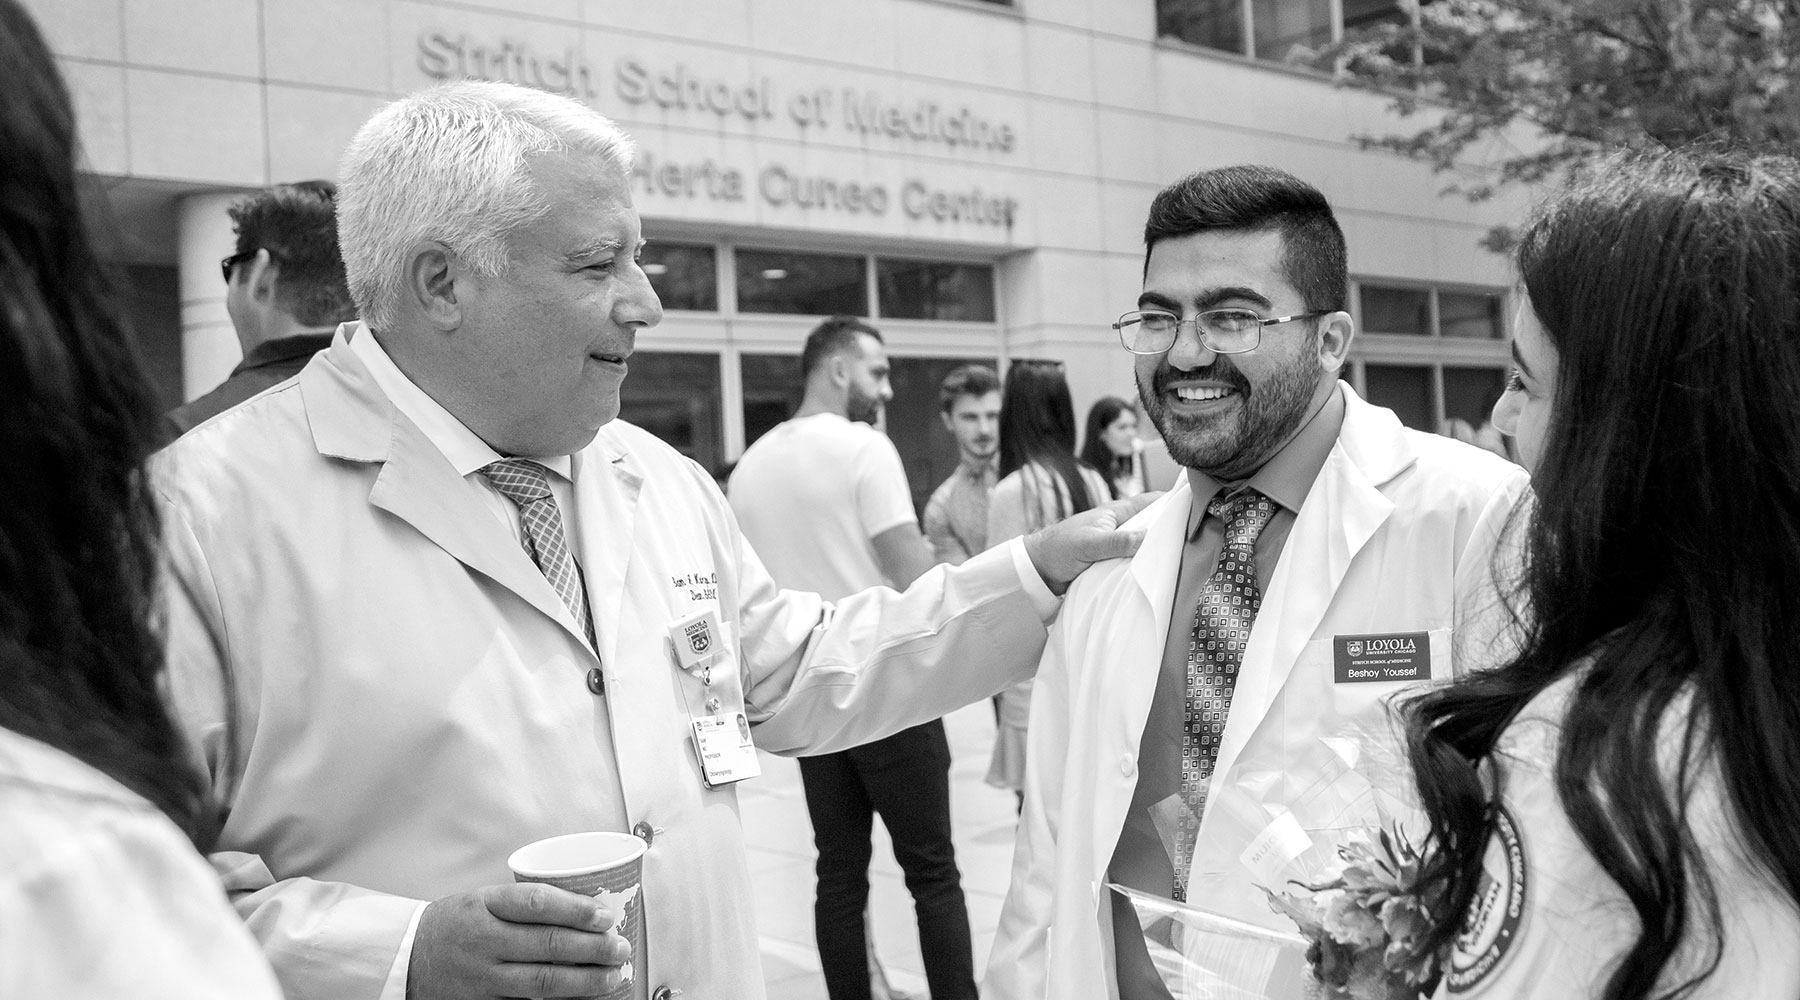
[690,712,761,788]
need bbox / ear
[830,352,852,387]
[1314,310,1356,375]
[405,242,462,331]
[245,250,279,304]
[940,410,956,433]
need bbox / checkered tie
[1173,488,1276,901]
[480,459,596,649]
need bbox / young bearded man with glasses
[984,164,1533,1000]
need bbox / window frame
[629,236,1004,464]
[1345,276,1512,434]
[1154,0,1426,69]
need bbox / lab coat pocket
[1323,626,1453,723]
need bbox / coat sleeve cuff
[1006,536,1061,619]
[376,902,428,1000]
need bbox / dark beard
[847,386,882,425]
[1137,354,1319,480]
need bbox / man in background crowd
[729,317,977,1000]
[923,364,1002,567]
[163,180,354,441]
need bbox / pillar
[177,192,244,402]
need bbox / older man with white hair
[156,80,1149,1000]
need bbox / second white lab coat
[987,384,1531,1000]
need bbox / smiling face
[450,152,663,456]
[1491,296,1558,476]
[943,389,1001,464]
[1134,229,1349,480]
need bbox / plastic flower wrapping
[1111,710,1442,999]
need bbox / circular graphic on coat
[1444,805,1527,993]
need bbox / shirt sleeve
[923,484,970,565]
[855,432,919,538]
[988,471,1030,547]
[0,808,285,1000]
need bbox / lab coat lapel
[1206,385,1411,801]
[571,439,644,676]
[1095,485,1195,858]
[301,332,597,654]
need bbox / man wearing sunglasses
[163,180,355,443]
[986,165,1532,1000]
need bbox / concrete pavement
[742,700,1021,999]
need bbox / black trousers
[799,719,977,1000]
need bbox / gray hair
[337,80,635,331]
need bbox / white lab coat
[986,384,1531,1000]
[1440,675,1800,998]
[157,334,1055,1000]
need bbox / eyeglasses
[219,249,270,283]
[1113,308,1331,356]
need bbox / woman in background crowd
[0,2,281,994]
[1406,146,1800,998]
[985,361,1110,805]
[1080,395,1146,500]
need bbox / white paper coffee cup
[509,832,648,1000]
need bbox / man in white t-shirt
[729,316,973,1000]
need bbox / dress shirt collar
[1183,380,1347,538]
[348,323,574,482]
[233,329,335,374]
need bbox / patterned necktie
[1173,488,1277,901]
[480,459,596,649]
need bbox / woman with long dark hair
[1407,146,1800,998]
[1079,395,1146,500]
[985,360,1110,799]
[0,2,279,993]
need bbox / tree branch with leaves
[1312,0,1800,246]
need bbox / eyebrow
[1511,341,1534,380]
[562,237,624,264]
[1137,285,1275,312]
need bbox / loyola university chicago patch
[1445,806,1528,993]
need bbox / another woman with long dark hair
[0,2,279,993]
[1407,147,1800,998]
[1079,395,1146,500]
[985,361,1109,798]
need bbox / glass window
[1439,291,1504,339]
[736,249,867,316]
[642,242,717,312]
[739,353,803,452]
[876,259,996,322]
[1160,0,1421,64]
[1341,0,1406,30]
[1359,285,1432,336]
[1253,0,1332,59]
[618,352,724,478]
[1158,0,1246,55]
[1363,364,1432,430]
[1442,367,1507,428]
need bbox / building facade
[31,0,1528,508]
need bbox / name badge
[690,712,761,788]
[1333,630,1431,683]
[666,606,722,677]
